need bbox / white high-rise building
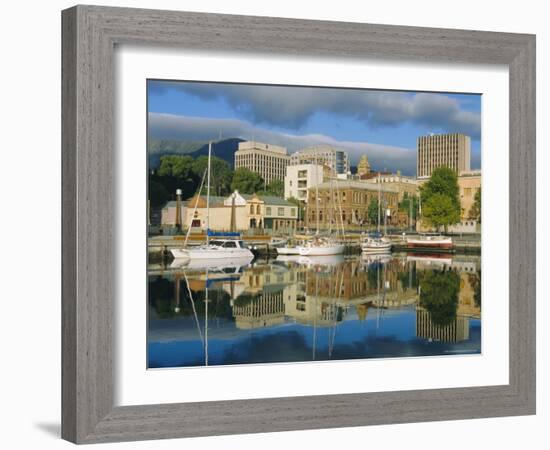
[289,145,350,176]
[284,164,325,202]
[234,141,290,185]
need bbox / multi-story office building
[234,141,290,185]
[290,145,350,176]
[417,133,471,178]
[284,164,326,202]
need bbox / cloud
[149,81,481,140]
[148,112,418,175]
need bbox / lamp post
[175,188,182,232]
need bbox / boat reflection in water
[147,253,481,368]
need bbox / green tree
[258,179,284,197]
[468,188,481,222]
[422,193,461,232]
[419,269,460,327]
[157,155,195,181]
[420,167,461,231]
[191,155,233,196]
[230,168,265,194]
[155,155,200,202]
[398,192,419,221]
[367,198,380,226]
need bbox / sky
[147,80,482,176]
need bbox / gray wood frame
[62,5,536,444]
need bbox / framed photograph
[62,5,536,444]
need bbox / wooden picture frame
[61,5,536,444]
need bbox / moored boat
[361,232,392,254]
[171,238,253,260]
[406,234,453,250]
[297,236,345,256]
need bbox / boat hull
[170,247,253,260]
[361,245,392,254]
[406,242,454,250]
[406,236,454,250]
[297,244,345,256]
[276,247,300,255]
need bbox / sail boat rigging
[171,142,254,261]
[297,160,345,256]
[361,172,391,254]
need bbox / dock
[148,232,481,262]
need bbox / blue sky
[147,80,481,176]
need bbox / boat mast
[315,155,320,235]
[206,141,212,245]
[205,268,209,366]
[377,172,381,233]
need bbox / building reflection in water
[147,253,481,367]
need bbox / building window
[257,204,261,214]
[278,207,284,216]
[291,208,296,217]
[250,204,254,214]
[464,187,472,196]
[266,207,271,215]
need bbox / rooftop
[314,179,399,193]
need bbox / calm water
[147,253,481,368]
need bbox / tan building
[234,141,290,185]
[363,172,419,202]
[458,170,481,219]
[289,145,350,176]
[162,191,298,232]
[306,180,399,228]
[417,133,471,179]
[357,155,371,177]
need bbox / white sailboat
[297,170,345,256]
[362,173,392,254]
[170,142,254,261]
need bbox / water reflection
[148,253,481,368]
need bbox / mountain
[187,138,245,168]
[148,139,207,168]
[148,138,245,169]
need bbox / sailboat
[297,170,345,256]
[361,172,392,254]
[170,142,254,261]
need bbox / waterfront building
[160,200,187,227]
[417,133,471,179]
[289,145,350,176]
[458,170,481,219]
[161,190,297,232]
[445,170,482,233]
[224,191,298,232]
[234,141,290,185]
[306,179,399,228]
[284,164,326,202]
[357,154,371,177]
[363,171,419,201]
